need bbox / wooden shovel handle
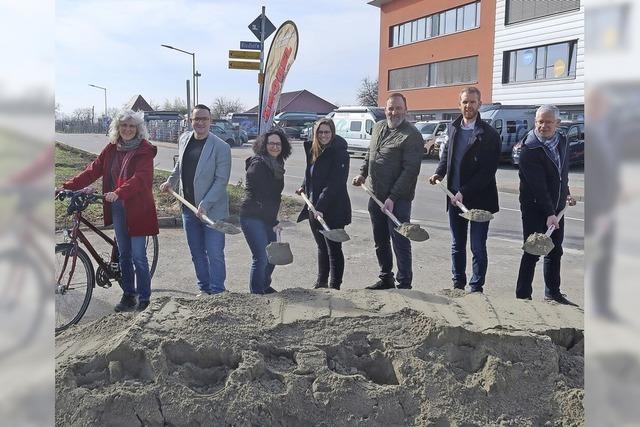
[168,189,216,227]
[544,206,569,237]
[436,180,469,213]
[360,184,402,227]
[299,192,331,231]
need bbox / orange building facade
[370,0,496,120]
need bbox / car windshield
[417,123,437,134]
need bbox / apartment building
[491,0,584,118]
[368,0,497,120]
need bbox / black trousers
[309,217,345,287]
[516,208,565,299]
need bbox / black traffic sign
[240,40,262,50]
[248,14,276,41]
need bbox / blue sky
[55,0,380,115]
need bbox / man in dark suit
[428,87,501,293]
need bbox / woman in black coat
[240,129,292,294]
[296,118,351,290]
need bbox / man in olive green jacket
[352,93,424,290]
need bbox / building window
[389,56,477,90]
[506,0,580,25]
[502,40,577,83]
[389,2,480,47]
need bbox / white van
[328,106,386,157]
[479,104,536,159]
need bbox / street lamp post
[161,44,199,105]
[88,83,107,118]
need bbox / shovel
[360,184,429,242]
[522,206,568,256]
[299,192,350,243]
[436,180,494,222]
[168,189,241,235]
[266,228,293,265]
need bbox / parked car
[239,129,248,145]
[415,120,450,157]
[480,104,536,160]
[300,124,314,141]
[330,106,386,157]
[211,119,241,146]
[435,128,449,160]
[273,112,319,140]
[210,124,238,146]
[511,121,584,167]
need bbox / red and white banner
[259,21,299,134]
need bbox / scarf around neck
[534,129,561,169]
[260,154,285,180]
[117,137,142,152]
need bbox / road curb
[157,216,183,228]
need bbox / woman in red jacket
[62,110,159,312]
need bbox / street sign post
[240,41,262,50]
[248,14,275,41]
[228,60,261,70]
[229,50,261,60]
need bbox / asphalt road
[55,133,584,251]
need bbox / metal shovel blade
[206,220,242,235]
[396,223,429,242]
[522,232,554,256]
[319,229,350,243]
[266,242,293,265]
[459,209,494,222]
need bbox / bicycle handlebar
[55,189,105,214]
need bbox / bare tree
[210,97,245,119]
[356,77,379,107]
[71,107,93,122]
[161,97,188,115]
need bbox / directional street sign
[248,15,276,41]
[228,60,261,70]
[240,41,262,50]
[229,50,261,60]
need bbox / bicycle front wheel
[55,244,94,332]
[146,235,159,278]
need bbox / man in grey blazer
[160,104,232,295]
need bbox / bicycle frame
[57,210,118,290]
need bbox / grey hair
[108,109,149,143]
[536,104,560,120]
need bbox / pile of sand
[55,289,583,426]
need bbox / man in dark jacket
[429,87,501,293]
[352,93,424,290]
[516,105,578,305]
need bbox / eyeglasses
[316,130,332,135]
[191,117,210,123]
[267,142,282,147]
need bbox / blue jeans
[448,206,490,291]
[368,198,413,287]
[182,206,226,293]
[240,216,276,294]
[112,201,151,302]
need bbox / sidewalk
[78,209,584,327]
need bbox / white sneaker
[196,291,210,298]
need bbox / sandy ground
[55,288,583,426]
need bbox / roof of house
[246,89,337,115]
[125,95,154,112]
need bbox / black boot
[313,281,328,289]
[329,282,341,290]
[114,293,137,312]
[366,279,395,290]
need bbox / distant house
[246,89,337,115]
[125,95,154,112]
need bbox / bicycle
[54,189,159,332]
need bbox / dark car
[211,119,241,146]
[210,124,238,146]
[512,121,584,167]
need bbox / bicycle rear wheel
[146,235,159,278]
[55,244,94,332]
[0,249,46,360]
